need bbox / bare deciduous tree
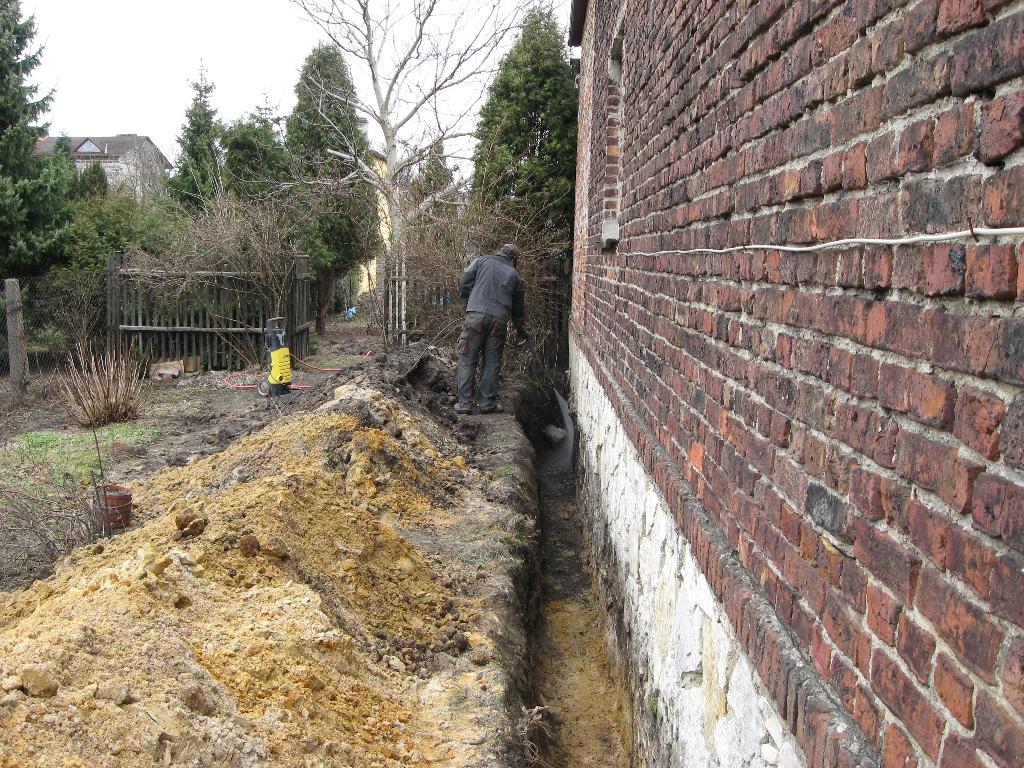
[291,0,525,342]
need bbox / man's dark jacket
[458,253,525,331]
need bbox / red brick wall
[571,1,1024,766]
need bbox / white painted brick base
[570,342,806,768]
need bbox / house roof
[568,0,589,45]
[34,134,172,169]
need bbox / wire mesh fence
[1,270,107,377]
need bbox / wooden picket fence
[106,253,312,370]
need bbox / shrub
[57,343,150,427]
[64,192,177,271]
[0,452,97,589]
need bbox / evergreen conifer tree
[410,140,455,210]
[287,45,379,332]
[407,140,459,259]
[223,105,291,201]
[168,69,222,209]
[74,162,109,199]
[472,7,578,239]
[0,1,73,275]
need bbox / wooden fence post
[5,278,29,402]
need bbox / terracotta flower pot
[96,484,133,530]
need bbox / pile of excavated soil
[0,385,526,768]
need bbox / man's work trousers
[456,311,507,409]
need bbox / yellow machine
[266,317,292,395]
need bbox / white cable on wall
[617,226,1024,257]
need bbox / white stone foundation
[570,342,806,768]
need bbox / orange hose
[223,372,259,389]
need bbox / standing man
[455,243,528,414]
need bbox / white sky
[28,1,571,170]
[29,1,333,164]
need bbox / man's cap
[499,243,520,261]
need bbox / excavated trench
[525,391,634,767]
[0,343,635,767]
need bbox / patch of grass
[5,424,157,483]
[456,522,530,570]
[492,464,518,478]
[647,692,659,717]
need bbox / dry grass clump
[58,343,150,427]
[518,705,556,767]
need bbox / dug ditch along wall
[569,0,1024,766]
[572,345,811,768]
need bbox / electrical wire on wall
[616,225,1024,258]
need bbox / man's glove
[514,332,530,349]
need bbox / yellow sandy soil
[538,595,633,768]
[0,388,507,768]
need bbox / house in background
[358,147,392,296]
[34,134,171,199]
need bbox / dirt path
[535,450,633,767]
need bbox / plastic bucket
[97,484,133,530]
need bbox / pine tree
[168,69,222,209]
[286,46,367,180]
[472,7,578,239]
[0,1,73,275]
[223,105,291,201]
[410,140,455,209]
[287,44,379,332]
[74,162,109,199]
